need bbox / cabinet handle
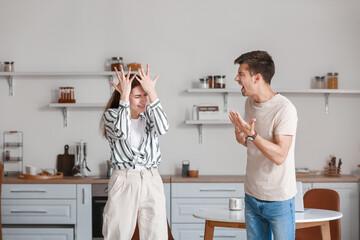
[199,189,236,192]
[82,188,86,205]
[200,234,236,238]
[10,189,47,193]
[11,210,47,214]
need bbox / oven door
[92,196,107,239]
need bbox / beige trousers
[102,168,168,240]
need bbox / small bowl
[188,170,199,177]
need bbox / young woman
[101,64,169,239]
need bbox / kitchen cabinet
[3,228,74,240]
[171,182,246,239]
[186,88,360,143]
[2,184,92,240]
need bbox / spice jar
[314,76,325,89]
[327,72,338,89]
[110,57,124,71]
[215,75,226,88]
[208,76,216,88]
[4,61,14,72]
[199,78,208,88]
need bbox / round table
[193,208,342,240]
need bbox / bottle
[192,105,198,120]
[208,76,215,88]
[333,72,338,89]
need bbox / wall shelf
[49,103,106,127]
[0,71,123,96]
[187,88,360,143]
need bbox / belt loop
[126,168,129,178]
[150,168,154,177]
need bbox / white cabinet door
[302,182,312,195]
[164,183,171,224]
[313,182,359,240]
[76,184,92,240]
[2,199,76,224]
[172,223,246,240]
[3,227,74,240]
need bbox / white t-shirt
[244,93,298,201]
[130,118,146,170]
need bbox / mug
[229,198,242,211]
[25,166,37,175]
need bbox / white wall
[1,0,360,176]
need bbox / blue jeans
[245,193,295,240]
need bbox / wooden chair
[131,219,174,240]
[295,188,341,240]
[0,162,3,240]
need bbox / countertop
[2,174,358,184]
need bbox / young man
[229,50,298,240]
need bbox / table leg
[204,220,215,240]
[320,221,331,240]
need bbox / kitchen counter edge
[2,174,358,184]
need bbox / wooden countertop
[3,175,172,184]
[2,174,358,184]
[171,174,359,183]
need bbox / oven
[92,183,108,240]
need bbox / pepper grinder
[182,160,190,177]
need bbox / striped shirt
[103,98,169,170]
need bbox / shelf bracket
[63,107,68,127]
[325,93,329,114]
[108,75,114,95]
[8,76,13,96]
[224,93,228,112]
[198,124,203,144]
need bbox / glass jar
[208,76,216,88]
[110,57,124,71]
[215,75,226,88]
[327,72,338,89]
[314,76,325,89]
[70,87,75,100]
[4,61,14,72]
[199,78,208,88]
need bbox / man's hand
[229,110,256,137]
[235,127,247,146]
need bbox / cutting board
[56,145,75,176]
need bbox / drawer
[2,184,76,199]
[172,223,246,240]
[2,199,76,224]
[172,183,244,198]
[3,227,74,240]
[172,198,231,223]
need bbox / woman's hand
[110,65,136,103]
[136,64,159,103]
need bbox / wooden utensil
[56,145,75,176]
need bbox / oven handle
[94,199,108,204]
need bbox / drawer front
[3,227,74,240]
[2,199,76,224]
[172,198,232,223]
[172,183,244,198]
[2,184,76,199]
[172,223,246,240]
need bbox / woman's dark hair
[234,50,275,84]
[100,74,141,137]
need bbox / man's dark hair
[234,50,275,84]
